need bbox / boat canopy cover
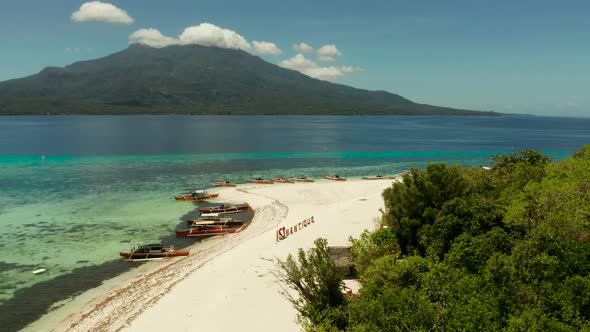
[192,218,233,225]
[192,220,216,225]
[130,240,163,250]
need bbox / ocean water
[0,115,588,329]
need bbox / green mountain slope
[0,44,497,115]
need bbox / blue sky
[1,0,589,116]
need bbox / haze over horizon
[1,0,588,117]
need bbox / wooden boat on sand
[176,224,242,237]
[245,177,274,184]
[294,176,314,183]
[271,177,295,184]
[175,190,219,201]
[120,240,189,261]
[199,203,250,214]
[212,179,237,187]
[362,175,396,180]
[186,218,245,227]
[324,175,347,181]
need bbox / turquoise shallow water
[0,115,589,330]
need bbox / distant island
[0,44,498,116]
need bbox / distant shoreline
[0,112,505,116]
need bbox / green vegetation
[279,145,590,331]
[276,238,348,331]
[0,44,497,116]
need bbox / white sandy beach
[27,179,395,332]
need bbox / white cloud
[279,54,315,71]
[293,42,313,53]
[129,23,255,51]
[318,55,335,62]
[129,28,177,47]
[129,23,287,56]
[252,41,282,56]
[71,1,134,24]
[317,44,341,57]
[278,54,361,81]
[178,23,251,51]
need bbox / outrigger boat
[176,224,242,237]
[324,174,347,181]
[175,190,219,201]
[212,179,237,187]
[245,177,274,184]
[199,203,250,214]
[362,175,396,180]
[186,218,245,227]
[271,177,294,184]
[294,176,314,183]
[119,240,189,261]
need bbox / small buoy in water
[32,268,47,275]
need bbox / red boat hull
[245,179,274,184]
[119,249,189,259]
[324,176,346,181]
[176,226,240,237]
[272,179,295,184]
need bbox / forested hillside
[279,145,590,331]
[0,44,496,116]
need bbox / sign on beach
[276,216,315,241]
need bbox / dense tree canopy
[280,146,590,331]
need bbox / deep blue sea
[0,115,589,329]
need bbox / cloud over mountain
[252,41,282,56]
[317,44,341,57]
[279,54,361,81]
[316,44,342,62]
[129,23,357,81]
[293,42,313,53]
[178,23,251,51]
[71,1,134,24]
[129,28,176,47]
[129,24,282,56]
[129,23,252,51]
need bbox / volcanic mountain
[0,44,496,115]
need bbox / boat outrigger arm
[124,257,167,262]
